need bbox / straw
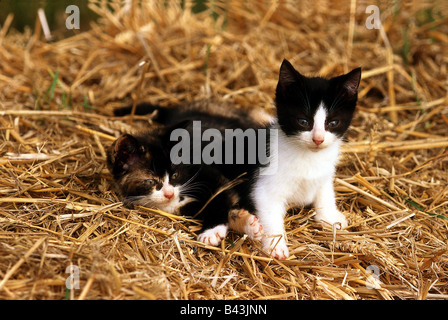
[0,0,447,300]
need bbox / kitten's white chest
[256,129,340,207]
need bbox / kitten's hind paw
[197,224,228,247]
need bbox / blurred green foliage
[0,0,98,38]
[0,0,224,39]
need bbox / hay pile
[0,0,447,300]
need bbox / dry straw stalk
[0,0,447,300]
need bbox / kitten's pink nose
[164,191,174,199]
[313,138,324,145]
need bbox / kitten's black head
[275,59,361,141]
[107,132,217,212]
[107,133,174,202]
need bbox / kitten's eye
[328,120,339,128]
[171,172,178,180]
[297,118,309,127]
[145,179,156,186]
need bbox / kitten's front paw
[197,224,227,246]
[244,215,263,241]
[261,237,289,260]
[315,210,348,229]
[228,209,263,241]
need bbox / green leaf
[45,69,60,104]
[400,194,448,221]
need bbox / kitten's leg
[256,202,289,260]
[194,186,233,247]
[314,178,348,228]
[228,209,263,241]
[197,224,228,246]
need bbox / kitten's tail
[113,103,172,124]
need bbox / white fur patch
[312,104,327,142]
[295,104,339,151]
[197,224,228,246]
[132,173,193,214]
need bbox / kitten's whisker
[180,168,202,188]
[183,183,209,191]
[124,195,144,205]
[179,193,201,201]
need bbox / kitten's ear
[278,59,302,86]
[108,134,144,173]
[277,59,304,99]
[341,67,362,97]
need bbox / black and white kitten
[253,59,361,259]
